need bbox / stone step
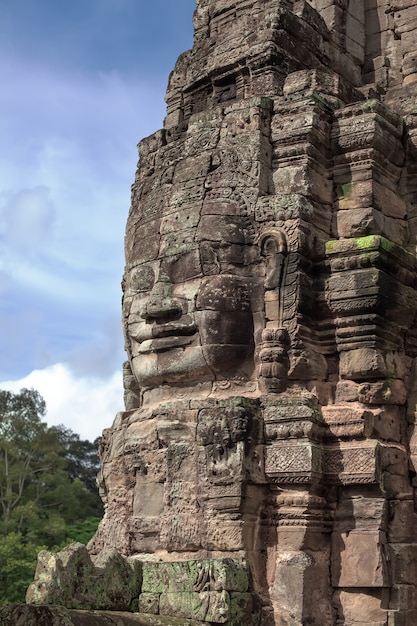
[0,606,205,626]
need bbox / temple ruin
[9,1,417,625]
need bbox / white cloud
[2,186,55,250]
[0,363,123,442]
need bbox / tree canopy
[0,388,103,603]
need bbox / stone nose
[140,280,182,320]
[142,297,182,320]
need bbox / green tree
[48,426,103,521]
[0,388,102,546]
[0,388,55,535]
[65,516,102,545]
[0,388,104,603]
[0,533,42,604]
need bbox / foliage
[0,532,43,604]
[48,426,103,517]
[65,516,102,545]
[0,388,104,603]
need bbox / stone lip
[138,334,196,354]
[0,605,205,626]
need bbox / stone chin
[131,345,214,388]
[131,339,254,390]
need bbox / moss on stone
[326,235,401,257]
[325,240,338,254]
[336,182,352,198]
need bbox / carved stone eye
[196,275,250,311]
[130,265,155,292]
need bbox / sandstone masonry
[27,1,417,625]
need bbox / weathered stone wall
[27,1,417,625]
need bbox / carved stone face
[124,212,255,391]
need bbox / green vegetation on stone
[326,235,400,256]
[336,182,352,198]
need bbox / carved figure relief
[27,2,417,626]
[124,211,256,397]
[258,230,290,393]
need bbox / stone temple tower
[24,1,417,625]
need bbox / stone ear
[260,231,288,290]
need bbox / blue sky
[0,0,196,439]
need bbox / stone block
[173,154,211,183]
[1,605,208,625]
[265,297,280,323]
[323,442,378,484]
[272,159,333,204]
[393,6,417,34]
[169,179,205,208]
[264,442,322,483]
[160,229,196,258]
[388,544,417,585]
[319,5,343,32]
[331,530,389,587]
[133,482,164,517]
[339,348,390,380]
[335,206,384,238]
[322,404,370,438]
[159,511,204,552]
[388,609,417,626]
[159,591,230,623]
[263,395,321,423]
[165,109,184,130]
[160,206,202,235]
[271,550,333,625]
[142,559,248,596]
[211,560,249,593]
[332,100,403,167]
[334,589,389,624]
[335,380,360,402]
[389,584,417,610]
[92,549,142,611]
[345,34,365,63]
[348,0,366,24]
[142,563,169,594]
[271,526,327,552]
[229,593,261,626]
[346,13,365,46]
[391,0,417,9]
[26,544,141,612]
[334,179,406,218]
[358,380,407,405]
[328,265,381,294]
[379,446,411,498]
[402,51,417,79]
[138,593,160,615]
[364,406,402,442]
[129,517,161,554]
[207,518,245,551]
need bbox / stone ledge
[0,605,205,626]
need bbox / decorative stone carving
[258,328,290,393]
[27,1,417,625]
